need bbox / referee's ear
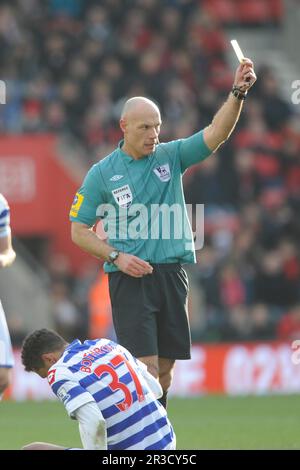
[120,118,126,132]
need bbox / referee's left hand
[114,253,153,278]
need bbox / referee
[70,59,256,408]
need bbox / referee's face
[121,106,161,159]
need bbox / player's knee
[22,442,46,451]
[0,368,11,394]
[22,443,37,451]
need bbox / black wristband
[231,85,247,100]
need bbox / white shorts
[0,301,14,368]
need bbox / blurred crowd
[1,0,300,344]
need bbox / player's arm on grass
[203,59,256,152]
[74,402,107,450]
[22,404,107,450]
[50,371,108,450]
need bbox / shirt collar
[118,139,133,163]
[118,139,152,163]
[65,339,81,351]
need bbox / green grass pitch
[0,395,299,449]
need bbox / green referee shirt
[70,130,211,272]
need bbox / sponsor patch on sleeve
[47,369,56,386]
[57,387,71,404]
[70,193,84,218]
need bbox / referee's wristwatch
[231,85,247,100]
[108,250,120,264]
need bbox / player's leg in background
[0,302,15,399]
[0,366,12,399]
[137,355,159,380]
[158,358,175,409]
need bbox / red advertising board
[171,342,300,396]
[4,341,300,401]
[0,135,95,274]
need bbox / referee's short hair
[21,328,67,372]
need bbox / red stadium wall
[4,341,300,401]
[0,135,95,274]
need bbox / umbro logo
[110,175,124,182]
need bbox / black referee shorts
[108,263,191,360]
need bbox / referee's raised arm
[203,58,256,152]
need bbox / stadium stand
[0,0,299,344]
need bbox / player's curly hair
[21,329,67,372]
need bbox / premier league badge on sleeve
[153,164,171,182]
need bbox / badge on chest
[112,184,133,208]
